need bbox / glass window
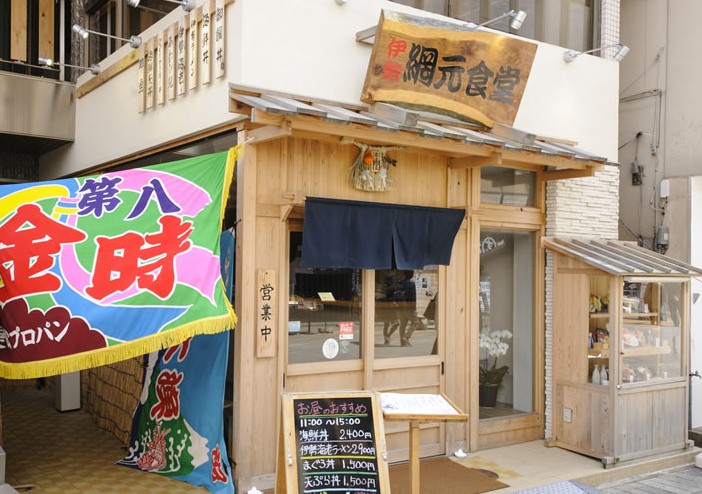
[480,166,535,207]
[621,280,684,383]
[375,267,439,359]
[479,229,534,417]
[288,232,362,364]
[395,0,595,52]
[85,0,169,66]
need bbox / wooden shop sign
[362,10,537,128]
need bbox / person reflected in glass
[383,270,418,346]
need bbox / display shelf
[621,345,671,357]
[550,243,693,464]
[589,312,609,319]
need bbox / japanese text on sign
[293,397,383,494]
[256,270,276,358]
[362,11,537,127]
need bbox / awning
[543,237,702,277]
[228,85,610,181]
[301,197,465,270]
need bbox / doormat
[389,456,509,493]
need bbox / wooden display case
[546,238,697,467]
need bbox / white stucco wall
[691,176,702,428]
[40,0,620,179]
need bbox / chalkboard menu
[277,392,389,494]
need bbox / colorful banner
[0,149,238,379]
[118,333,234,493]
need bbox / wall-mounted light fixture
[563,43,630,63]
[478,10,528,30]
[38,56,101,75]
[72,24,142,49]
[126,0,196,12]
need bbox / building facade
[2,0,627,490]
[618,0,702,430]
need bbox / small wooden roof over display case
[228,84,609,182]
[544,237,702,467]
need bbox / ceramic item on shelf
[592,364,601,385]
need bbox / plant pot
[479,384,499,407]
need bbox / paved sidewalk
[596,464,702,494]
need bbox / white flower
[479,329,513,358]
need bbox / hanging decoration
[342,137,400,192]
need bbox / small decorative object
[601,365,609,385]
[479,329,513,407]
[589,293,602,313]
[342,137,399,192]
[592,364,601,385]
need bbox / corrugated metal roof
[543,237,702,277]
[229,85,610,169]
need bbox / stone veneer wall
[544,164,620,438]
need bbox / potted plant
[479,329,513,407]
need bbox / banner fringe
[0,311,237,380]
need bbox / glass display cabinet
[545,238,700,467]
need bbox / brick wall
[544,163,620,437]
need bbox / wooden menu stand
[380,392,467,494]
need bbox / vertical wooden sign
[137,44,146,113]
[177,18,187,96]
[214,0,225,79]
[145,38,155,110]
[257,269,276,358]
[156,31,165,106]
[188,9,200,91]
[200,1,212,85]
[166,25,176,101]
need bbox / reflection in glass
[479,229,534,418]
[375,268,438,359]
[480,166,535,207]
[621,280,683,382]
[288,232,362,364]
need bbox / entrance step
[689,427,702,447]
[572,446,702,487]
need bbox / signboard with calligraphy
[214,0,226,79]
[137,44,146,113]
[361,10,538,128]
[0,149,239,378]
[188,9,199,91]
[166,25,176,101]
[156,31,165,106]
[177,17,187,96]
[145,37,155,109]
[276,392,390,494]
[257,269,276,358]
[200,1,212,85]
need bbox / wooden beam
[542,168,594,181]
[250,110,494,158]
[248,122,292,144]
[76,49,139,98]
[449,155,501,169]
[501,149,585,169]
